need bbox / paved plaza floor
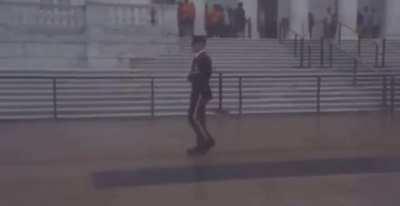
[1,112,400,206]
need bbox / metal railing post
[52,78,58,119]
[150,77,155,118]
[320,37,325,67]
[278,24,282,43]
[382,38,386,68]
[247,18,252,39]
[390,76,395,113]
[218,72,223,112]
[375,43,379,67]
[308,45,312,68]
[358,35,361,56]
[352,59,358,86]
[238,77,242,115]
[294,34,298,57]
[300,38,305,68]
[329,43,333,68]
[338,23,342,45]
[382,76,388,109]
[317,76,321,113]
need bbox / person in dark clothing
[234,2,246,37]
[227,7,235,36]
[187,36,215,156]
[323,7,338,39]
[371,8,380,38]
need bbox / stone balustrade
[0,2,85,33]
[95,2,162,27]
[0,1,175,35]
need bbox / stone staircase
[0,38,399,120]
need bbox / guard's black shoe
[199,138,216,154]
[206,138,216,148]
[186,146,207,156]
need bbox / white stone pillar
[241,0,258,39]
[384,0,400,39]
[193,0,206,36]
[290,0,309,38]
[278,0,291,22]
[338,0,358,40]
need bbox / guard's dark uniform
[188,50,213,146]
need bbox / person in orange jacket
[209,4,225,37]
[180,0,196,36]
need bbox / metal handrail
[0,71,398,119]
[329,39,383,86]
[279,25,313,68]
[332,43,379,72]
[336,21,384,67]
[1,72,395,80]
[280,19,326,68]
[246,18,252,39]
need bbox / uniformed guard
[187,36,215,156]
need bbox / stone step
[0,37,397,120]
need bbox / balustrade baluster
[121,7,126,25]
[111,6,118,26]
[138,7,143,25]
[66,8,72,28]
[133,6,137,25]
[117,6,123,26]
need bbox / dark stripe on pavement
[92,157,400,189]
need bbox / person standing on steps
[209,4,225,37]
[187,36,215,156]
[177,2,183,37]
[234,2,246,38]
[362,6,370,38]
[371,8,380,38]
[181,0,196,36]
[324,7,337,40]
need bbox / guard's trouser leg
[188,93,205,146]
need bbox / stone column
[290,0,309,38]
[338,0,358,40]
[84,1,109,68]
[193,0,206,36]
[384,0,400,39]
[278,0,291,23]
[242,0,259,39]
